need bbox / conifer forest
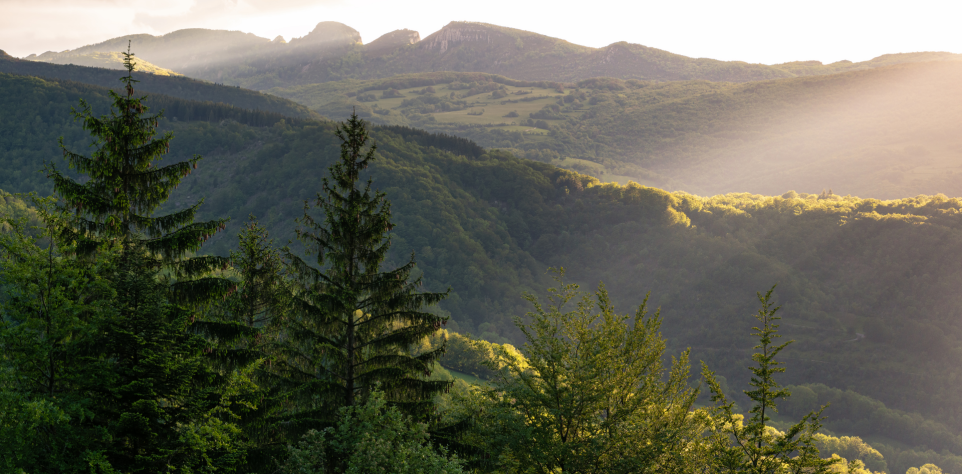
[1,12,961,474]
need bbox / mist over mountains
[17,20,962,200]
[3,16,962,473]
[25,21,960,89]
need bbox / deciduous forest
[1,17,961,473]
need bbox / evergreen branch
[170,255,232,279]
[170,276,235,306]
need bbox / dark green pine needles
[43,46,249,472]
[48,43,228,294]
[279,111,452,429]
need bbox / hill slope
[29,28,274,72]
[268,61,962,199]
[0,53,319,119]
[0,72,319,196]
[6,73,962,458]
[32,51,181,76]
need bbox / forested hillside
[268,61,962,199]
[4,71,962,470]
[0,51,319,119]
[30,51,181,75]
[0,72,322,197]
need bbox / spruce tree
[204,215,290,469]
[703,287,838,474]
[48,43,227,289]
[46,46,247,472]
[278,112,451,429]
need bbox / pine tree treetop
[49,42,228,278]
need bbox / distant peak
[366,29,420,53]
[0,49,14,60]
[290,21,361,46]
[778,60,824,66]
[422,22,500,53]
[272,35,287,44]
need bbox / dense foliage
[467,270,711,473]
[276,112,450,437]
[704,288,836,474]
[271,60,962,198]
[4,66,962,470]
[0,72,316,196]
[282,389,465,474]
[0,53,318,118]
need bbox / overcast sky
[1,0,960,65]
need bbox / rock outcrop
[365,29,420,54]
[289,22,361,47]
[421,22,497,54]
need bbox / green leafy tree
[277,111,451,432]
[0,198,114,472]
[472,268,712,474]
[282,388,465,474]
[704,286,838,474]
[42,47,248,472]
[907,464,944,474]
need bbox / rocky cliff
[289,22,361,47]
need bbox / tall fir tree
[48,43,228,294]
[278,112,451,431]
[703,286,838,474]
[45,45,248,472]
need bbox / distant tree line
[375,125,485,158]
[0,54,318,118]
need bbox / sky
[1,0,960,65]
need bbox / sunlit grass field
[270,80,571,134]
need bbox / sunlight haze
[1,0,959,64]
[4,0,962,472]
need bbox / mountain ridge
[266,60,962,199]
[20,21,962,91]
[12,21,794,88]
[32,51,181,76]
[0,53,320,119]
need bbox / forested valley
[1,22,962,473]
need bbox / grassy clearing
[271,80,567,128]
[392,83,563,126]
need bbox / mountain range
[23,21,962,90]
[14,21,962,199]
[5,18,962,471]
[5,72,962,472]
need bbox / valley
[1,14,961,474]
